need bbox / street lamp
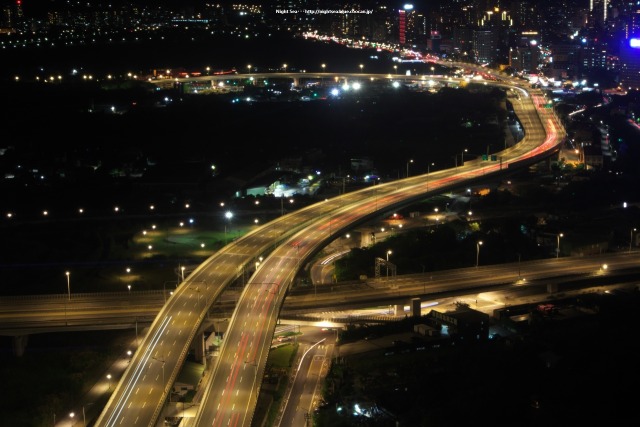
[476,241,483,267]
[321,63,326,72]
[406,159,413,178]
[386,250,392,280]
[106,374,112,390]
[69,412,75,426]
[247,64,251,73]
[65,271,71,300]
[181,266,185,282]
[426,162,435,190]
[556,233,563,258]
[224,210,233,243]
[163,280,177,303]
[152,355,166,384]
[283,63,287,73]
[630,228,637,253]
[393,65,398,74]
[459,148,468,167]
[359,64,364,73]
[82,403,93,427]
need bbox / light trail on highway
[93,73,563,427]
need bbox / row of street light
[64,266,139,298]
[57,371,113,426]
[267,63,366,73]
[4,201,201,221]
[405,159,436,179]
[59,367,120,426]
[242,62,423,75]
[405,148,469,173]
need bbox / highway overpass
[2,253,639,339]
[86,73,564,427]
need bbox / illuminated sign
[630,38,640,48]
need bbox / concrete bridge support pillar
[545,156,553,171]
[192,331,205,364]
[390,304,403,316]
[411,298,421,317]
[292,77,300,87]
[12,334,28,357]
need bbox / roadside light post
[406,159,413,178]
[69,412,75,426]
[107,374,112,391]
[225,211,233,243]
[386,250,392,280]
[476,241,483,267]
[82,403,93,427]
[163,280,177,303]
[66,271,71,300]
[518,253,522,278]
[630,228,636,253]
[557,233,563,258]
[426,162,434,190]
[152,355,166,384]
[460,148,468,167]
[181,266,185,283]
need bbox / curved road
[94,74,564,427]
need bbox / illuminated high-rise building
[1,0,23,29]
[619,37,640,89]
[14,0,22,19]
[590,0,609,24]
[399,6,408,45]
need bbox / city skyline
[2,0,640,90]
[1,1,640,426]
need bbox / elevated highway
[2,253,639,338]
[92,74,564,427]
